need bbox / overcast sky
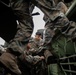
[32,7,45,37]
[0,7,45,45]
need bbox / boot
[0,52,21,75]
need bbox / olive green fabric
[52,35,76,58]
[48,64,65,75]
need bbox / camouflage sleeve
[19,52,43,65]
[52,14,76,40]
[60,21,76,39]
[28,48,37,54]
[43,15,76,50]
[31,0,61,21]
[25,55,43,64]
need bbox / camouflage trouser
[7,0,34,56]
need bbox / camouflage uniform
[0,0,76,74]
[27,37,47,75]
[28,37,43,54]
[42,0,76,50]
[43,1,76,75]
[0,0,34,74]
